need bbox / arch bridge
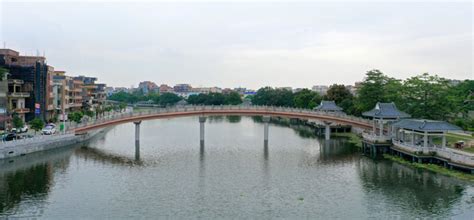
[70,105,372,157]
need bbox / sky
[0,0,472,89]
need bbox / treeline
[107,70,473,130]
[252,70,473,130]
[108,91,182,106]
[187,92,242,105]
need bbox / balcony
[12,108,30,114]
[8,79,24,85]
[8,92,30,98]
[69,103,82,108]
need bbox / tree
[354,69,403,115]
[293,89,321,109]
[252,87,294,107]
[401,73,451,120]
[0,67,7,81]
[68,112,84,123]
[159,93,182,106]
[224,92,242,105]
[30,118,44,134]
[326,84,352,104]
[12,115,24,130]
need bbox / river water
[0,116,473,219]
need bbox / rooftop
[362,102,410,119]
[314,100,343,112]
[392,119,462,132]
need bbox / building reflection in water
[0,144,75,217]
[356,157,467,218]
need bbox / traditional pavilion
[314,101,343,113]
[362,102,410,138]
[392,119,462,148]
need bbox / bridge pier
[324,121,332,140]
[199,116,207,146]
[134,121,141,160]
[263,116,270,146]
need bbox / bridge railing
[70,105,372,130]
[392,140,474,166]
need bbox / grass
[332,132,363,149]
[445,133,474,153]
[383,154,474,182]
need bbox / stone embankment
[0,129,104,160]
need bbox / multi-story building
[311,85,329,95]
[74,76,106,111]
[0,48,51,121]
[0,70,8,130]
[173,84,192,93]
[159,84,173,94]
[7,79,30,122]
[138,81,158,94]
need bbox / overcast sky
[0,1,472,89]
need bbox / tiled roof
[362,102,410,118]
[392,119,462,131]
[314,101,343,111]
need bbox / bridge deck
[71,105,373,133]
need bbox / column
[263,116,270,146]
[199,116,207,146]
[379,118,384,136]
[324,121,332,140]
[134,121,141,160]
[372,119,376,134]
[442,132,447,148]
[423,131,428,148]
[411,131,415,145]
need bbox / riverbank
[383,154,474,182]
[0,129,107,160]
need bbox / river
[0,116,473,219]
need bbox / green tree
[30,118,44,134]
[325,84,352,104]
[68,112,84,123]
[401,73,451,120]
[252,87,294,107]
[355,69,403,115]
[12,115,24,130]
[159,93,182,106]
[293,89,321,109]
[224,92,243,105]
[0,67,7,81]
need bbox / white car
[12,125,28,133]
[42,124,56,135]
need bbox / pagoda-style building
[361,102,410,153]
[313,101,346,140]
[391,119,474,172]
[314,101,343,113]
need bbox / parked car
[42,124,56,135]
[12,125,28,133]
[2,133,19,141]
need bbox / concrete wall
[0,129,104,160]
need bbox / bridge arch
[72,105,372,134]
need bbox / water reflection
[0,145,76,217]
[75,147,143,166]
[357,158,470,218]
[0,116,472,218]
